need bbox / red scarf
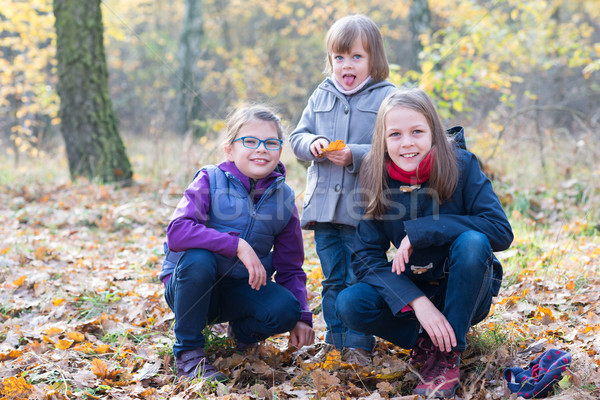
[386,149,435,184]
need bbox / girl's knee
[266,293,302,333]
[450,231,492,270]
[176,249,218,281]
[454,231,490,250]
[279,308,302,333]
[336,286,369,329]
[335,287,354,319]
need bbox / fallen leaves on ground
[1,178,599,399]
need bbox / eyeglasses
[232,136,283,151]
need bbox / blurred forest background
[1,1,600,399]
[2,0,599,189]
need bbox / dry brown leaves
[1,178,599,399]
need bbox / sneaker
[413,350,461,398]
[342,347,371,367]
[409,336,435,368]
[227,323,258,352]
[176,348,228,382]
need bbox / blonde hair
[360,88,459,218]
[324,14,389,82]
[221,103,284,146]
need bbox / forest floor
[1,152,600,400]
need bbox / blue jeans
[336,231,494,351]
[164,248,301,357]
[314,223,374,351]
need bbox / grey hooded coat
[290,77,396,228]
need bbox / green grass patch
[74,291,122,320]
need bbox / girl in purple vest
[161,104,314,381]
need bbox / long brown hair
[360,88,458,218]
[324,14,389,82]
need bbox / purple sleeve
[272,205,313,326]
[166,170,239,257]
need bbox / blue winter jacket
[162,161,312,325]
[352,127,513,315]
[162,164,295,280]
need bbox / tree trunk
[409,0,432,71]
[53,0,132,183]
[176,0,205,136]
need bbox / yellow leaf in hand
[323,139,346,152]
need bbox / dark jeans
[314,223,374,351]
[336,231,495,351]
[164,248,301,357]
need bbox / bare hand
[410,296,457,352]
[236,238,267,290]
[310,138,330,158]
[392,235,412,275]
[288,321,315,348]
[324,146,352,167]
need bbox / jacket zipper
[227,173,283,241]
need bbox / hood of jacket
[321,76,396,98]
[447,126,466,150]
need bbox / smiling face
[385,106,433,172]
[331,37,370,91]
[224,118,282,180]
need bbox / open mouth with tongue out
[343,74,356,88]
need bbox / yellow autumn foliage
[0,376,33,399]
[322,140,346,152]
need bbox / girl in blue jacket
[336,88,513,397]
[289,14,395,365]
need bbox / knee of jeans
[336,287,363,329]
[176,249,218,282]
[264,295,301,333]
[450,231,492,270]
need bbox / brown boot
[413,349,461,398]
[408,335,435,368]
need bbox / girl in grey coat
[289,14,395,365]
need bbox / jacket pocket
[314,93,336,113]
[303,165,318,207]
[313,94,336,136]
[355,95,382,114]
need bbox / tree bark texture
[176,0,205,136]
[53,0,132,183]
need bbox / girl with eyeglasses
[161,104,314,382]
